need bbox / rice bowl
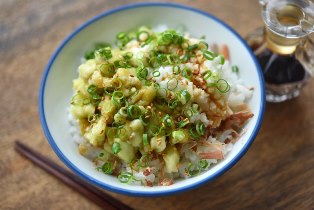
[39,3,265,196]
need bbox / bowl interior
[40,3,264,196]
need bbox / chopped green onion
[182,68,192,79]
[182,53,191,62]
[186,163,199,176]
[87,85,101,100]
[148,125,160,136]
[178,118,189,128]
[117,32,127,40]
[189,127,200,139]
[195,122,205,136]
[153,70,160,77]
[216,79,230,93]
[94,47,112,60]
[84,42,110,60]
[202,70,212,80]
[232,65,239,73]
[178,90,191,104]
[172,65,181,75]
[111,91,125,106]
[184,109,194,118]
[111,78,123,90]
[139,154,150,168]
[162,114,174,127]
[167,78,178,91]
[104,86,115,96]
[99,63,115,77]
[137,31,150,42]
[123,52,133,60]
[218,55,225,65]
[198,41,208,50]
[168,100,178,109]
[198,160,209,170]
[106,127,118,139]
[112,142,121,154]
[203,50,216,60]
[187,44,199,51]
[127,105,142,119]
[99,162,113,174]
[136,68,148,80]
[118,172,134,183]
[142,134,149,146]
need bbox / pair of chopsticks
[15,141,134,210]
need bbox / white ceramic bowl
[39,2,265,196]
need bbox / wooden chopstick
[14,140,134,210]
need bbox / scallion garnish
[218,55,225,65]
[187,44,199,51]
[178,118,189,128]
[127,105,142,119]
[195,122,205,136]
[94,47,112,60]
[203,50,216,60]
[123,52,133,60]
[137,31,150,42]
[148,125,160,136]
[232,65,239,73]
[111,91,125,107]
[198,41,208,50]
[215,79,230,93]
[138,154,150,168]
[172,65,181,75]
[118,172,134,183]
[143,134,149,146]
[202,70,212,80]
[112,142,121,154]
[87,85,101,100]
[167,78,178,91]
[99,63,115,77]
[98,162,113,174]
[182,67,192,80]
[136,68,148,80]
[178,90,191,104]
[153,70,160,77]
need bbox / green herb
[84,42,110,60]
[153,70,160,77]
[142,134,149,146]
[178,118,189,128]
[97,162,113,174]
[112,142,121,154]
[203,50,216,60]
[172,65,181,75]
[215,79,230,93]
[178,90,191,104]
[202,70,212,80]
[232,65,239,73]
[94,47,112,60]
[198,41,208,50]
[137,31,150,42]
[167,78,178,91]
[218,55,225,65]
[111,91,125,107]
[118,171,138,183]
[87,85,101,100]
[195,122,205,136]
[127,105,142,119]
[99,63,115,77]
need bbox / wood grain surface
[1,0,313,210]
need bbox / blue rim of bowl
[39,2,265,197]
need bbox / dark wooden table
[1,0,313,209]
